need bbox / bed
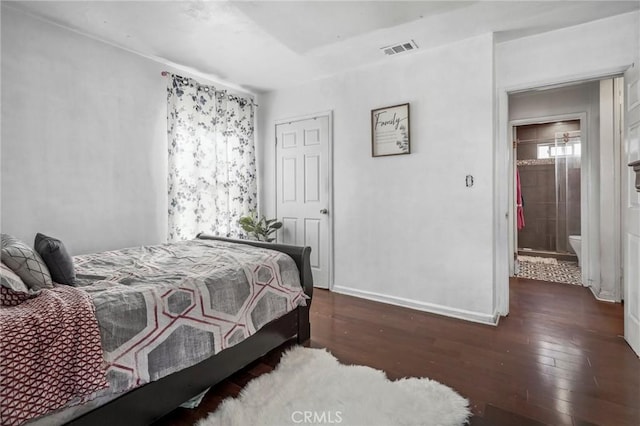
[1,234,312,426]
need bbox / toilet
[568,235,582,266]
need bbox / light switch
[465,175,474,188]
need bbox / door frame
[495,66,629,316]
[274,110,334,290]
[623,62,640,356]
[508,113,590,289]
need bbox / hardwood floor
[155,278,640,426]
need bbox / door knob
[320,209,328,215]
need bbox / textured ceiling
[233,1,476,53]
[5,1,640,93]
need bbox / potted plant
[239,211,283,242]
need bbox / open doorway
[513,120,582,285]
[495,66,638,356]
[506,77,624,301]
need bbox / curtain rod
[161,71,258,107]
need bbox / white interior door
[623,63,640,357]
[510,126,517,276]
[276,114,332,289]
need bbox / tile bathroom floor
[517,256,582,285]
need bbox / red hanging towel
[516,168,525,230]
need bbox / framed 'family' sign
[371,103,410,157]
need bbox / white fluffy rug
[196,346,470,426]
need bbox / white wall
[259,34,497,323]
[4,3,638,324]
[0,6,247,255]
[496,12,639,90]
[494,11,640,313]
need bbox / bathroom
[515,120,583,285]
[509,77,624,300]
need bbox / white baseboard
[588,285,617,303]
[332,285,499,326]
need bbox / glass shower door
[554,130,581,253]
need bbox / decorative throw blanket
[74,239,307,394]
[0,286,108,426]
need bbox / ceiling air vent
[381,40,419,56]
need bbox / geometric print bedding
[0,286,35,307]
[73,239,307,395]
[0,285,108,426]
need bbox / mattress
[27,238,307,424]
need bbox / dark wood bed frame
[68,235,313,426]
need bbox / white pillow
[1,261,29,293]
[1,234,53,291]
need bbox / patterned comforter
[73,239,307,394]
[0,286,108,426]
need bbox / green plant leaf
[239,213,283,241]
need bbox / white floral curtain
[166,74,257,242]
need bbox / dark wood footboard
[196,234,314,304]
[195,234,313,343]
[66,236,313,426]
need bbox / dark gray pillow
[1,233,53,290]
[34,233,76,286]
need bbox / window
[536,131,581,159]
